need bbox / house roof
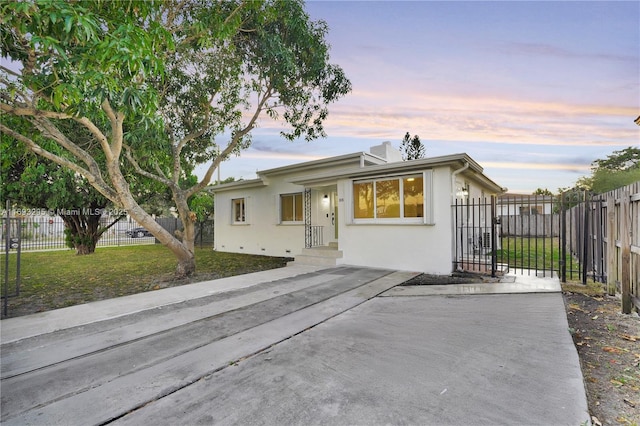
[258,152,386,176]
[209,151,505,194]
[289,153,505,194]
[209,151,383,192]
[208,178,266,192]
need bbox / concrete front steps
[288,243,343,267]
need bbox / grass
[496,236,608,295]
[496,237,574,272]
[1,245,291,318]
[561,281,605,296]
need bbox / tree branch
[0,102,71,120]
[0,65,21,78]
[0,123,119,201]
[186,84,273,198]
[123,144,174,188]
[73,114,113,151]
[99,99,122,162]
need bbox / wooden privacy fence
[603,182,638,314]
[567,182,639,314]
[499,214,560,237]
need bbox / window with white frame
[353,174,426,222]
[232,198,246,224]
[280,192,303,223]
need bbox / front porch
[289,186,340,267]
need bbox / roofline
[498,194,556,202]
[207,178,266,193]
[209,153,505,195]
[290,153,502,192]
[209,151,388,192]
[257,151,386,176]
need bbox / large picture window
[280,192,303,223]
[353,174,425,222]
[232,198,246,224]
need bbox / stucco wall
[214,180,307,258]
[335,167,454,274]
[213,168,343,258]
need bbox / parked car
[125,227,153,238]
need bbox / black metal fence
[155,217,215,248]
[452,192,594,281]
[0,215,214,252]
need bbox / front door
[331,191,338,240]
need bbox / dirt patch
[399,272,502,285]
[563,291,640,425]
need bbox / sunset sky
[212,0,639,194]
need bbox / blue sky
[210,0,639,193]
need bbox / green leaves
[2,0,169,116]
[2,0,351,275]
[234,0,351,141]
[577,147,640,193]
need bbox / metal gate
[452,192,594,281]
[452,196,500,276]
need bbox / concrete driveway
[0,265,590,425]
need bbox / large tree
[0,0,351,277]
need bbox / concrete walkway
[0,265,590,425]
[1,264,329,344]
[383,268,562,297]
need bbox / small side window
[232,198,246,224]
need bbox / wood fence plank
[606,197,616,296]
[620,191,632,314]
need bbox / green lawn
[496,237,573,272]
[1,245,291,318]
[496,236,597,286]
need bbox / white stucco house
[211,142,505,275]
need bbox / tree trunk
[117,198,196,278]
[175,252,196,277]
[171,191,198,274]
[180,212,197,253]
[74,241,97,255]
[61,209,102,255]
[102,114,198,278]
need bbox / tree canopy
[0,0,351,277]
[576,146,640,194]
[400,132,425,160]
[532,188,553,196]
